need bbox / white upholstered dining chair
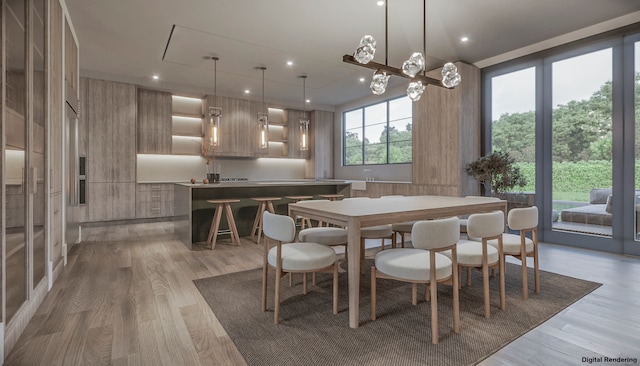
[371,217,460,344]
[443,210,506,318]
[459,196,501,233]
[261,211,339,324]
[480,206,539,299]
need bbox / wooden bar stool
[250,197,282,244]
[318,193,345,201]
[206,199,241,249]
[285,195,313,229]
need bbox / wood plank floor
[5,221,640,365]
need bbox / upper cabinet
[171,95,203,155]
[206,95,266,158]
[285,109,310,160]
[65,20,78,93]
[137,88,172,154]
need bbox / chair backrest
[507,206,538,230]
[467,211,504,239]
[262,211,296,243]
[380,195,404,198]
[411,217,460,250]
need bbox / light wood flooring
[5,221,640,365]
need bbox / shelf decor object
[299,75,309,151]
[257,66,269,150]
[343,0,461,101]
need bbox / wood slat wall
[306,110,333,178]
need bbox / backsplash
[136,154,306,182]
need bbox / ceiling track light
[343,0,461,100]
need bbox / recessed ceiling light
[461,36,469,42]
[359,77,366,82]
[305,99,310,103]
[152,75,159,80]
[377,1,384,6]
[244,89,250,94]
[286,61,293,66]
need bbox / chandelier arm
[423,0,426,76]
[385,0,388,66]
[343,55,444,88]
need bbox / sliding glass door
[485,30,640,254]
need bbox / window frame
[342,95,412,166]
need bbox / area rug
[194,261,600,366]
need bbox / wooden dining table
[288,195,507,328]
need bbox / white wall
[333,84,412,182]
[136,154,306,182]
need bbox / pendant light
[257,66,268,150]
[343,0,461,100]
[208,56,222,148]
[299,75,309,151]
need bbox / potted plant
[465,151,527,197]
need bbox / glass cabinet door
[5,0,28,323]
[32,0,46,285]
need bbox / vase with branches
[466,151,527,195]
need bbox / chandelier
[343,0,461,101]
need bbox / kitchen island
[174,180,351,249]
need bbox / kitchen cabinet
[306,110,334,178]
[285,109,310,159]
[136,183,174,218]
[171,95,203,155]
[82,77,136,221]
[137,88,172,154]
[206,95,265,158]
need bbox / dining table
[288,195,507,328]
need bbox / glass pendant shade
[353,35,377,64]
[370,70,390,95]
[406,80,425,101]
[441,62,462,88]
[208,107,222,148]
[401,52,425,78]
[258,113,268,149]
[299,119,309,151]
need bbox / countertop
[174,179,350,188]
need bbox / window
[343,96,412,165]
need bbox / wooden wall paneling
[306,110,333,178]
[85,78,112,183]
[111,82,136,183]
[412,61,481,197]
[111,183,136,220]
[87,182,111,221]
[137,88,172,154]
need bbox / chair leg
[207,205,223,250]
[224,203,241,246]
[483,262,490,318]
[520,232,529,299]
[533,230,540,294]
[333,264,339,315]
[412,283,418,305]
[312,272,317,286]
[370,266,377,320]
[430,280,439,344]
[274,265,282,324]
[303,273,308,295]
[452,261,460,334]
[261,265,268,312]
[360,238,366,274]
[251,202,265,241]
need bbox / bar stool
[318,193,345,201]
[206,199,241,249]
[250,197,282,244]
[285,195,313,229]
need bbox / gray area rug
[194,260,600,366]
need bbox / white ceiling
[65,0,640,110]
